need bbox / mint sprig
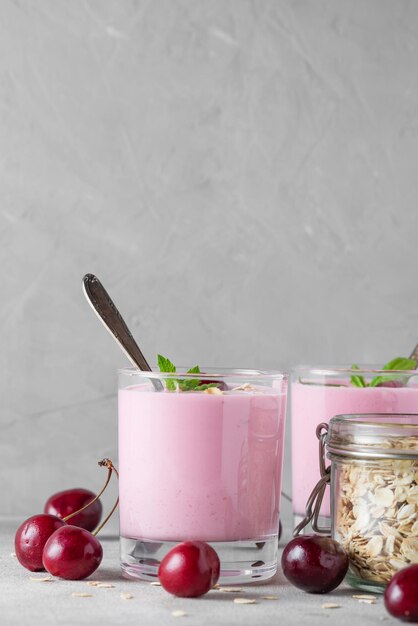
[157,355,219,392]
[350,364,367,388]
[369,357,416,387]
[350,357,417,388]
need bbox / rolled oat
[335,440,418,585]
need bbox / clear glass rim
[292,364,418,375]
[330,412,418,429]
[327,413,418,458]
[118,366,287,380]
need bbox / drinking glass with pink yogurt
[119,367,288,584]
[291,365,418,529]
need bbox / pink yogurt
[119,383,287,542]
[291,378,418,516]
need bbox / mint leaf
[382,357,416,371]
[350,364,367,388]
[179,379,201,391]
[165,379,177,391]
[157,354,176,373]
[369,357,417,387]
[157,354,177,390]
[178,365,203,391]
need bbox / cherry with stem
[15,459,118,575]
[42,458,119,580]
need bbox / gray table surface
[0,514,395,626]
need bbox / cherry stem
[62,458,113,523]
[92,459,119,537]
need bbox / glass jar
[296,414,418,593]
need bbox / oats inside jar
[334,436,418,585]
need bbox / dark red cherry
[44,488,102,532]
[199,379,227,391]
[281,535,348,593]
[42,525,103,580]
[159,541,220,597]
[15,514,66,571]
[384,564,418,622]
[377,380,404,388]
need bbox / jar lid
[326,413,418,460]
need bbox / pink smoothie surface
[291,380,418,516]
[119,384,287,542]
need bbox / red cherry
[42,525,103,580]
[384,564,418,622]
[377,380,404,388]
[281,535,348,593]
[198,378,227,391]
[159,541,220,597]
[15,514,66,571]
[44,488,102,532]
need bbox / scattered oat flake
[72,592,93,598]
[150,581,161,586]
[262,595,279,600]
[29,576,53,582]
[352,595,377,601]
[10,552,16,557]
[322,603,341,609]
[232,383,256,392]
[95,583,115,588]
[233,598,257,604]
[212,583,220,589]
[219,587,242,592]
[172,610,187,617]
[86,581,100,586]
[359,599,376,604]
[121,592,134,600]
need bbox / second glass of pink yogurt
[119,367,287,584]
[291,365,418,528]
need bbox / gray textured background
[2,0,418,520]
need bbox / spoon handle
[82,274,163,390]
[409,344,418,361]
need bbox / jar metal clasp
[293,423,331,537]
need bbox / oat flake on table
[358,599,376,604]
[233,598,257,604]
[172,610,187,617]
[72,592,93,598]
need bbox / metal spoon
[82,274,163,391]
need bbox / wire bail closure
[293,423,331,537]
